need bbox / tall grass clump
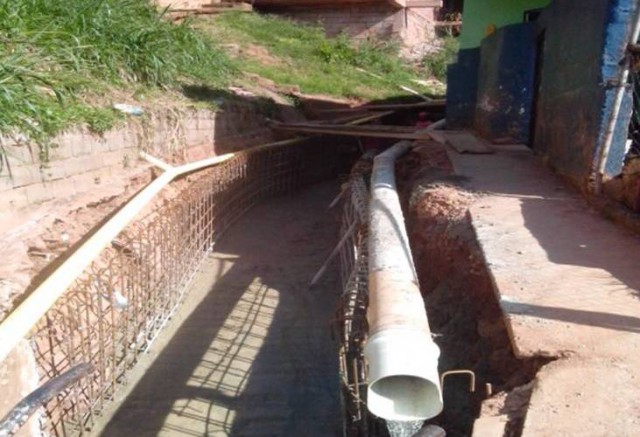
[0,0,233,160]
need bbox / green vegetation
[422,36,459,82]
[203,12,438,101]
[1,3,455,163]
[0,0,232,160]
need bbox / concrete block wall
[282,5,437,58]
[284,5,403,41]
[406,8,436,43]
[0,106,270,213]
[403,7,438,58]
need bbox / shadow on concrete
[97,181,342,436]
[501,301,640,334]
[453,147,640,336]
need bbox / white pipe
[364,141,443,422]
[595,4,640,193]
[427,118,446,131]
[140,151,174,171]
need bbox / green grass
[0,0,233,161]
[202,12,438,101]
[0,4,455,165]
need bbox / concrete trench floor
[92,181,342,437]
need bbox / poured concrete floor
[93,181,342,437]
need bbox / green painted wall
[459,0,551,49]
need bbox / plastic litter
[113,103,144,116]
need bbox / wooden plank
[444,132,493,154]
[324,110,395,125]
[276,122,422,133]
[345,111,397,126]
[316,100,445,114]
[427,130,447,145]
[271,122,435,140]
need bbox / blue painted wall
[532,0,635,185]
[445,0,637,188]
[598,0,636,177]
[474,23,536,143]
[446,48,480,129]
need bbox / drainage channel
[1,106,537,437]
[0,137,349,437]
[92,181,343,436]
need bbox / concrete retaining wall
[283,5,403,41]
[0,106,270,213]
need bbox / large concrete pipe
[364,141,443,421]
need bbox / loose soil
[396,141,550,437]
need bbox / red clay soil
[0,169,151,321]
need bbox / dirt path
[93,181,342,437]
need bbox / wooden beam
[316,100,446,114]
[321,110,396,125]
[271,122,435,140]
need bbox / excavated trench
[89,131,543,437]
[92,180,345,437]
[396,145,551,437]
[8,104,546,437]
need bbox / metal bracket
[440,369,476,393]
